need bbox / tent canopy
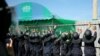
[11,2,76,36]
[19,18,76,34]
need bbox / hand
[88,22,92,28]
[54,25,57,29]
[6,38,13,48]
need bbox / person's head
[61,33,68,41]
[88,22,92,28]
[92,26,96,31]
[73,32,79,40]
[84,30,92,39]
[77,28,82,34]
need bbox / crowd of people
[5,29,98,56]
[0,0,100,56]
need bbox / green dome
[14,2,52,21]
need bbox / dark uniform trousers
[60,40,68,56]
[53,41,60,56]
[71,39,82,56]
[43,41,53,56]
[30,42,42,56]
[84,46,96,56]
[18,40,25,56]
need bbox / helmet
[84,30,92,39]
[73,32,79,40]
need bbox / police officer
[53,37,60,56]
[23,32,30,56]
[66,32,73,56]
[46,33,57,56]
[13,32,24,56]
[0,0,11,56]
[12,34,19,56]
[83,30,96,56]
[29,33,42,56]
[60,33,69,56]
[18,33,25,56]
[71,32,82,56]
[43,31,54,56]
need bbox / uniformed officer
[29,33,42,56]
[60,33,69,56]
[71,32,82,56]
[43,32,54,56]
[18,34,25,56]
[83,30,96,56]
[53,37,60,56]
[0,0,11,56]
[23,32,30,56]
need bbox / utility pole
[93,0,98,20]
